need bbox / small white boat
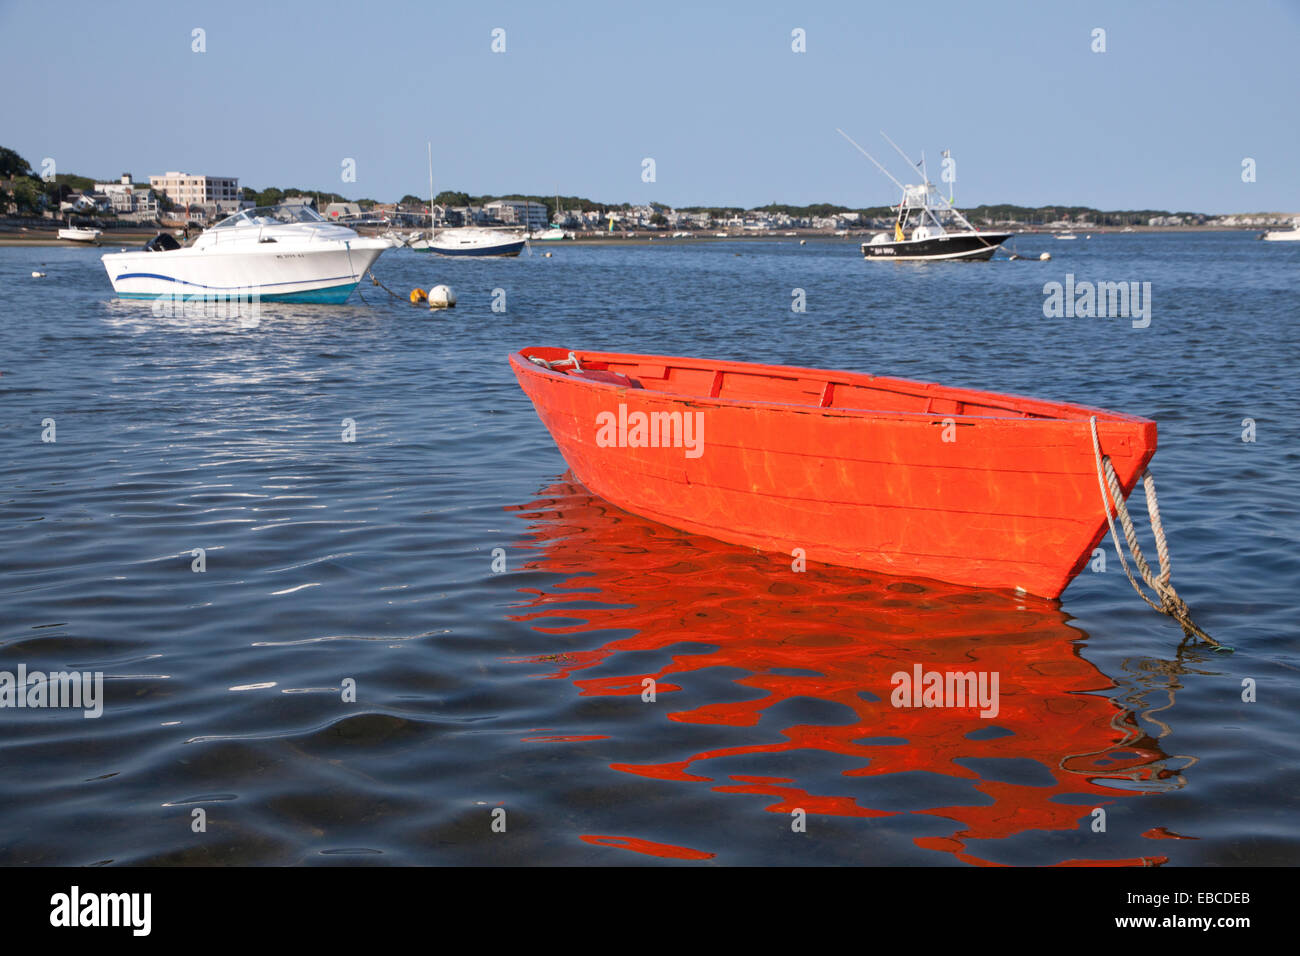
[1260,223,1300,241]
[101,203,389,303]
[58,226,102,243]
[410,227,527,257]
[530,227,569,241]
[376,228,417,248]
[1055,233,1078,240]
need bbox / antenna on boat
[880,131,925,182]
[835,128,906,192]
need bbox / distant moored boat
[839,130,1011,262]
[1260,222,1300,241]
[410,227,527,257]
[58,226,102,243]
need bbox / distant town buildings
[482,199,548,231]
[8,160,1297,234]
[324,201,362,220]
[89,174,158,221]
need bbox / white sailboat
[407,143,527,257]
[531,191,572,241]
[58,225,102,243]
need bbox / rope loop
[1088,417,1226,650]
[527,352,582,372]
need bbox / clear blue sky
[2,0,1297,212]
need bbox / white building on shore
[93,174,159,221]
[149,171,241,212]
[482,199,548,231]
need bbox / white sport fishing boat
[58,226,103,243]
[101,204,390,303]
[1259,221,1300,241]
[839,129,1011,262]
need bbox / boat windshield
[212,204,328,229]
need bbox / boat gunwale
[510,348,1156,428]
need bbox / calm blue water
[0,233,1296,865]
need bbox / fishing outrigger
[839,129,1013,262]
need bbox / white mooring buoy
[31,271,46,278]
[1039,252,1052,261]
[427,284,457,309]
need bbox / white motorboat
[58,226,102,243]
[1260,222,1300,241]
[101,204,390,303]
[530,226,569,241]
[410,227,527,257]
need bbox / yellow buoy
[409,288,427,304]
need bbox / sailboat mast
[427,141,434,233]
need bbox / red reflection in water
[1143,827,1197,840]
[506,481,1178,866]
[580,835,716,861]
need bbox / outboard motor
[143,232,182,252]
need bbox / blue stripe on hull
[115,281,359,304]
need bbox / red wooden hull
[509,347,1157,598]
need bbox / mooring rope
[365,269,406,301]
[1088,417,1226,649]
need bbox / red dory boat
[509,347,1157,599]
